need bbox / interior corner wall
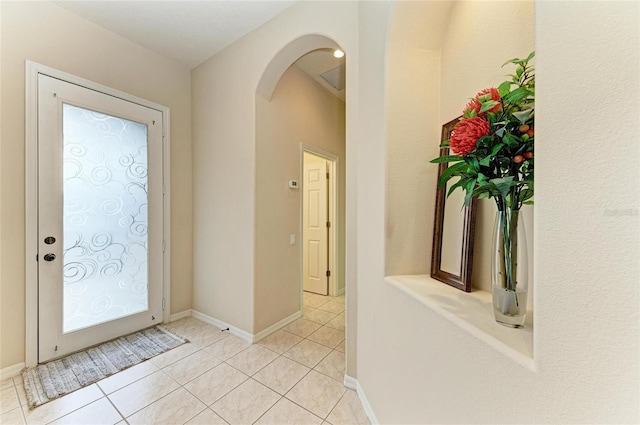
[385,1,451,276]
[359,0,639,423]
[0,1,192,369]
[254,64,345,334]
[191,1,358,374]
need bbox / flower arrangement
[431,52,535,210]
[431,52,535,327]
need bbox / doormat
[22,325,188,409]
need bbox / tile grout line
[97,384,127,425]
[117,384,183,422]
[110,368,182,420]
[10,380,28,425]
[27,294,344,425]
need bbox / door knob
[44,236,56,245]
[43,253,56,262]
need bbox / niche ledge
[385,275,534,369]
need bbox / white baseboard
[169,309,192,322]
[253,311,302,343]
[343,375,378,425]
[343,374,358,390]
[191,310,253,344]
[1,363,25,380]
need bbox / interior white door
[303,160,329,295]
[37,74,164,362]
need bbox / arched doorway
[254,35,350,381]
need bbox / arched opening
[254,35,349,377]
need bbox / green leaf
[512,109,534,124]
[464,189,474,206]
[490,143,505,156]
[502,58,521,67]
[504,87,532,103]
[490,176,514,199]
[430,155,463,164]
[497,81,511,97]
[479,100,499,114]
[502,133,520,148]
[465,178,476,193]
[479,156,491,167]
[526,51,535,62]
[447,178,467,198]
[466,156,480,172]
[438,161,468,188]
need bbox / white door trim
[25,61,171,367]
[299,144,339,303]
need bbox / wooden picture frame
[430,117,478,292]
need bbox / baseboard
[191,310,253,344]
[343,375,379,425]
[0,362,25,380]
[253,311,302,343]
[343,374,358,390]
[169,309,192,322]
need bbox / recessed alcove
[386,275,534,367]
[384,0,535,361]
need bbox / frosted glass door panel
[63,104,149,333]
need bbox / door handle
[43,253,56,262]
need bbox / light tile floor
[1,293,369,425]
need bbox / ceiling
[295,49,346,102]
[53,1,345,99]
[53,1,298,69]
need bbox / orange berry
[519,124,530,133]
[524,151,533,159]
[527,128,534,137]
[514,155,524,164]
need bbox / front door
[37,74,164,362]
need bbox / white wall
[0,1,192,369]
[191,1,359,372]
[254,64,345,333]
[358,0,640,423]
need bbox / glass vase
[491,208,528,327]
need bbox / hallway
[1,293,366,425]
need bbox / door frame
[299,144,339,304]
[24,61,172,367]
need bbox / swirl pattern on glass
[62,104,149,333]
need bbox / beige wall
[254,64,345,333]
[191,2,359,375]
[385,0,534,293]
[359,0,639,423]
[441,1,534,292]
[0,1,192,369]
[385,1,450,276]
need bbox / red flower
[450,117,490,156]
[464,88,502,116]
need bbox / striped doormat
[22,325,188,409]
